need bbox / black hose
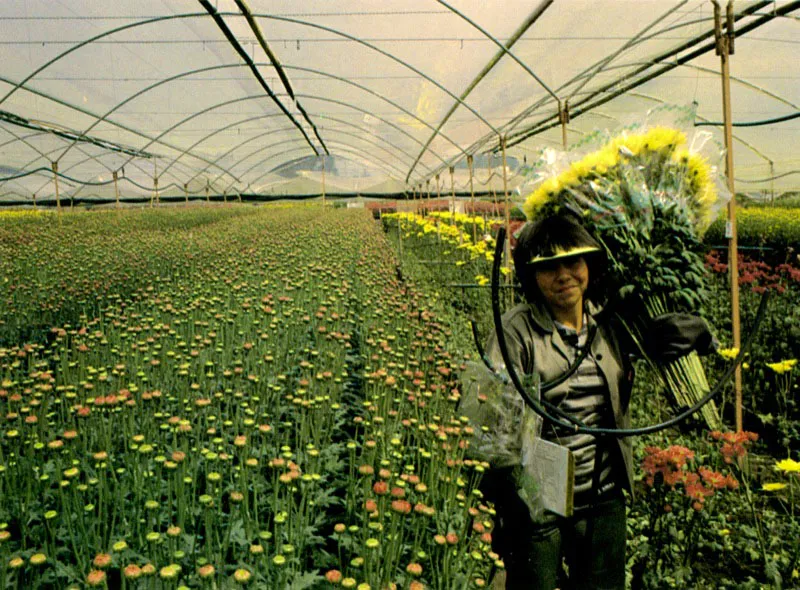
[471,318,594,428]
[491,226,769,437]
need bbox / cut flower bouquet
[521,122,729,429]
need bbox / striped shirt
[542,319,618,511]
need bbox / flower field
[383,205,800,589]
[0,207,496,589]
[2,203,800,589]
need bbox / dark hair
[513,213,606,303]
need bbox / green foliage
[705,207,800,257]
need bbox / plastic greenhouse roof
[0,1,797,205]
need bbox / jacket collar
[526,298,604,334]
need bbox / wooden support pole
[321,157,326,208]
[559,100,570,150]
[153,158,159,207]
[500,136,512,286]
[223,190,228,205]
[205,179,210,204]
[184,183,189,207]
[715,0,742,431]
[52,161,61,214]
[426,179,431,214]
[449,166,456,220]
[488,152,499,216]
[435,174,441,211]
[113,171,120,210]
[32,193,36,210]
[467,155,476,242]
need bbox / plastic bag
[458,361,542,469]
[459,362,572,522]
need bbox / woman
[481,213,714,590]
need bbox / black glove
[644,313,717,363]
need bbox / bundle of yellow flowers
[522,125,729,429]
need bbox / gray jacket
[484,299,636,494]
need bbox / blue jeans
[497,495,627,590]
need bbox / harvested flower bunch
[522,125,728,429]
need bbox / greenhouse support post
[205,179,210,204]
[468,155,476,242]
[426,179,431,213]
[500,136,512,290]
[113,171,120,210]
[559,100,570,149]
[184,183,189,207]
[52,161,61,214]
[321,156,326,208]
[715,0,742,431]
[449,166,456,220]
[153,158,159,207]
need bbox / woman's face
[534,256,589,313]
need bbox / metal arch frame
[21,137,198,200]
[495,1,773,144]
[425,0,705,180]
[299,121,425,171]
[291,93,452,181]
[405,0,556,183]
[238,138,407,186]
[623,90,776,165]
[305,114,431,171]
[158,112,290,181]
[497,1,796,151]
[188,92,452,188]
[113,61,451,180]
[281,64,465,156]
[503,54,800,162]
[8,56,455,193]
[192,135,306,189]
[1,10,495,189]
[159,107,428,188]
[0,74,238,188]
[230,142,407,194]
[238,11,500,137]
[178,115,412,190]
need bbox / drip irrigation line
[489,226,770,437]
[735,170,800,183]
[0,109,155,159]
[233,0,328,155]
[696,111,800,127]
[198,0,323,157]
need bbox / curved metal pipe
[490,226,769,437]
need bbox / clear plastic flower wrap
[458,361,542,468]
[518,105,730,429]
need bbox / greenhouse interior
[0,1,799,589]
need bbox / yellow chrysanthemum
[774,458,800,473]
[762,482,788,492]
[639,126,686,154]
[766,359,797,374]
[717,347,739,360]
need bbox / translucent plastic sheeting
[0,1,797,205]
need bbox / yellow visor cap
[528,245,601,266]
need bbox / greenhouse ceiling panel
[0,0,797,204]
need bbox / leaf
[288,570,323,590]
